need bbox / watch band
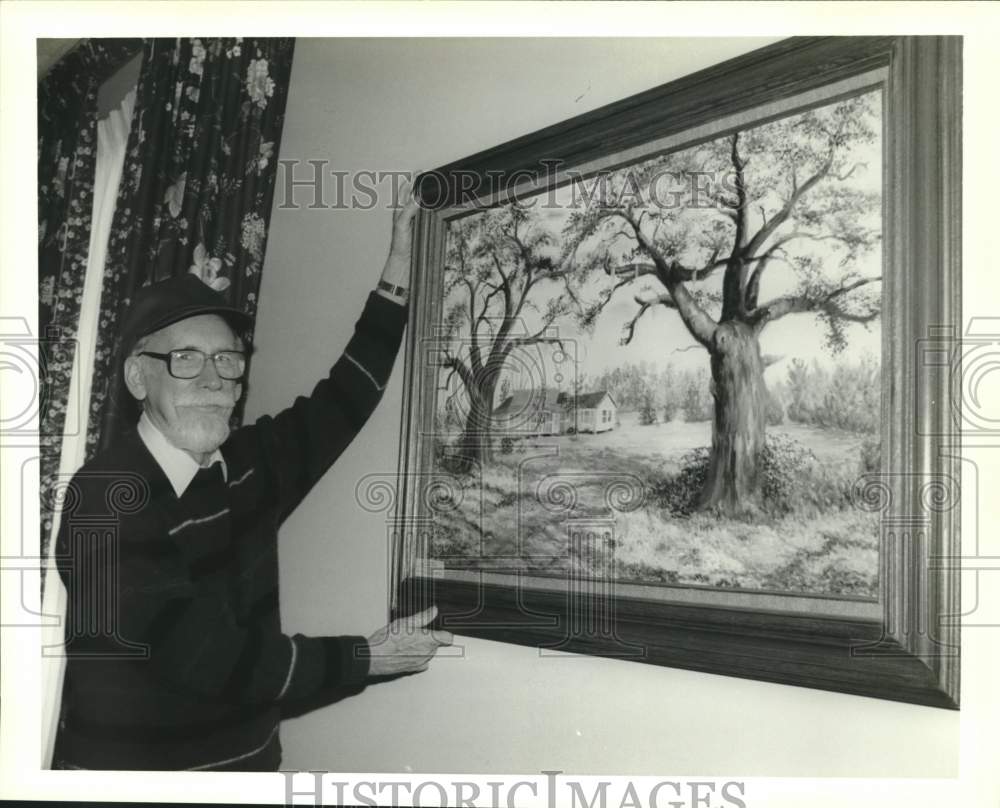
[377,280,409,299]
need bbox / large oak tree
[562,93,882,514]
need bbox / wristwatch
[377,279,409,302]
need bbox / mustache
[176,398,235,409]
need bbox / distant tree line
[583,356,879,433]
[582,360,715,424]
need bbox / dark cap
[118,273,253,356]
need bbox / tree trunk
[698,320,767,515]
[450,389,495,473]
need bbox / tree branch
[440,352,479,402]
[503,228,536,289]
[730,133,749,252]
[610,258,730,284]
[831,162,861,182]
[461,277,484,375]
[616,210,718,347]
[487,247,514,320]
[770,229,869,252]
[660,274,718,347]
[749,275,882,331]
[715,136,755,321]
[744,245,786,310]
[621,293,677,346]
[610,262,658,280]
[744,151,834,258]
[575,208,718,347]
[506,332,567,349]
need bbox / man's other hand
[365,605,454,677]
[378,172,422,293]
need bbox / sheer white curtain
[41,87,136,768]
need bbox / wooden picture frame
[386,37,961,708]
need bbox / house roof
[568,390,614,410]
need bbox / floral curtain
[38,39,143,553]
[89,37,296,453]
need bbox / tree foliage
[560,91,884,351]
[438,204,579,465]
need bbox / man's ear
[123,355,147,402]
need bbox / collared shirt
[136,412,228,497]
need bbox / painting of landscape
[426,89,884,598]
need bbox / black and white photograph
[1,4,999,808]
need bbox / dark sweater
[53,292,407,770]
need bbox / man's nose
[197,357,224,389]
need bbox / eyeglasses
[138,349,247,380]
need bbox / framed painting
[383,37,961,707]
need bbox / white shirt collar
[137,412,228,497]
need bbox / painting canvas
[426,88,884,599]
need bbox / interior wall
[36,38,79,80]
[245,37,959,776]
[96,51,141,117]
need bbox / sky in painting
[440,89,883,398]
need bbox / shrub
[681,382,713,422]
[758,433,819,512]
[785,356,880,433]
[651,447,710,515]
[762,434,855,516]
[765,386,785,426]
[651,434,853,518]
[676,367,713,422]
[858,436,881,475]
[661,398,677,423]
[638,392,658,425]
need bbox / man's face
[124,314,244,460]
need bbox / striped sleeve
[143,589,371,704]
[59,519,370,706]
[236,291,407,517]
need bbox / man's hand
[379,172,423,292]
[365,605,453,678]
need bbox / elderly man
[53,193,450,771]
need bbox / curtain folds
[87,37,296,451]
[37,37,296,768]
[65,89,137,477]
[40,87,136,770]
[38,39,143,556]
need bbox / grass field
[430,412,879,598]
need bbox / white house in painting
[492,388,563,436]
[494,389,617,436]
[564,391,617,434]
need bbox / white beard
[167,405,233,454]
